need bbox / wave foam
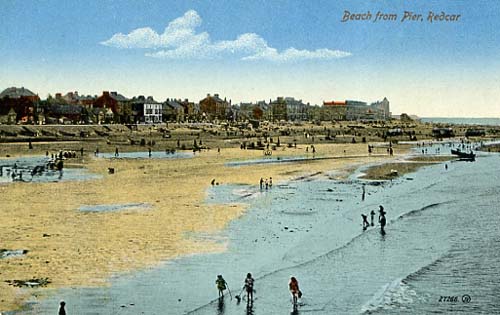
[360,278,417,314]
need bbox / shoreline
[29,140,485,315]
[0,140,450,312]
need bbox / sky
[1,0,499,117]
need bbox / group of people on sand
[305,145,316,155]
[259,177,273,190]
[216,274,302,308]
[361,205,387,234]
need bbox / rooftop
[0,87,37,99]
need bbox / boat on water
[451,148,476,160]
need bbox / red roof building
[322,100,347,121]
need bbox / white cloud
[243,47,352,62]
[101,10,207,49]
[101,10,351,62]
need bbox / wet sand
[0,142,406,312]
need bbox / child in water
[362,214,370,230]
[289,276,301,306]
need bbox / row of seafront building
[0,87,391,125]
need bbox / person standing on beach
[265,179,269,190]
[289,277,301,307]
[216,275,228,298]
[58,301,66,315]
[361,184,366,201]
[115,147,119,157]
[269,177,273,188]
[370,210,375,226]
[260,178,264,190]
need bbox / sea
[12,142,500,315]
[421,117,500,126]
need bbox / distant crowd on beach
[259,177,273,190]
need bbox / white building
[131,96,162,124]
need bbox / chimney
[103,91,110,97]
[207,93,210,97]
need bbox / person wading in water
[362,214,370,230]
[289,276,302,307]
[216,275,228,298]
[244,273,255,305]
[379,205,387,234]
[58,301,66,315]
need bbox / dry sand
[0,142,408,312]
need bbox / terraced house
[0,87,40,124]
[270,97,287,122]
[163,98,185,122]
[284,97,309,121]
[93,91,131,123]
[199,93,230,120]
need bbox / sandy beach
[0,139,411,312]
[16,139,500,315]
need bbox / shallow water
[79,203,152,213]
[96,151,193,160]
[0,156,100,184]
[225,156,309,167]
[15,149,500,314]
[0,249,28,259]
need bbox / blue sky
[1,0,499,117]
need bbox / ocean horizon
[420,117,500,126]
